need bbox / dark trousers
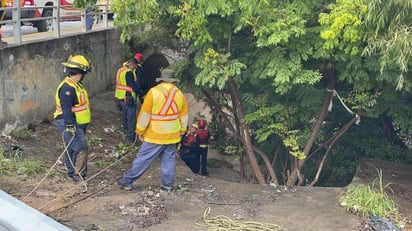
[119,100,136,143]
[55,118,88,177]
[199,147,208,174]
[179,150,200,174]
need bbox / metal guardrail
[0,0,113,45]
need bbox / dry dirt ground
[1,90,412,231]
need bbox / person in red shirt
[196,119,214,176]
[179,124,201,174]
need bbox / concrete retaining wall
[0,29,125,134]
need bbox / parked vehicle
[34,0,81,32]
[2,0,80,32]
[3,0,37,26]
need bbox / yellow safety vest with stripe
[136,82,188,144]
[54,77,91,124]
[114,66,137,100]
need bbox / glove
[65,124,76,136]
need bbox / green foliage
[301,105,412,187]
[195,48,246,90]
[318,0,366,56]
[248,2,307,47]
[223,145,242,156]
[10,128,33,140]
[259,58,322,94]
[212,134,242,157]
[245,105,307,160]
[0,147,12,175]
[15,160,45,180]
[0,146,45,179]
[112,0,412,187]
[170,3,212,45]
[73,0,96,9]
[88,134,103,147]
[95,160,112,167]
[362,0,412,90]
[336,88,380,112]
[111,142,138,159]
[338,169,407,229]
[112,0,161,42]
[283,134,306,160]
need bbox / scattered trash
[177,184,189,191]
[104,127,115,133]
[269,182,277,188]
[11,145,23,152]
[111,151,120,159]
[367,215,401,231]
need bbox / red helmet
[134,53,144,62]
[197,119,206,127]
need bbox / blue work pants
[119,100,137,143]
[120,142,177,187]
[55,118,88,177]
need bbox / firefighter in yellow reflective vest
[115,58,141,144]
[118,68,188,192]
[121,53,144,101]
[54,54,91,183]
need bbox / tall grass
[338,168,407,229]
[0,145,45,179]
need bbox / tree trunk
[201,89,235,134]
[227,77,266,184]
[380,113,407,148]
[286,64,336,186]
[211,27,266,184]
[309,114,360,186]
[202,89,272,182]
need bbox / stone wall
[0,29,124,134]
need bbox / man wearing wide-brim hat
[155,68,180,84]
[118,68,188,192]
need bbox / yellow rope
[200,207,288,231]
[23,130,137,211]
[36,148,136,212]
[22,133,76,202]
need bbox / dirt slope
[0,90,411,231]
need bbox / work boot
[75,151,88,178]
[68,175,79,183]
[201,172,209,176]
[160,185,173,192]
[117,181,132,191]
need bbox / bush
[0,145,45,179]
[338,168,407,229]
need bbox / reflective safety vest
[136,82,188,144]
[54,77,91,124]
[114,66,136,100]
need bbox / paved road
[2,21,83,38]
[1,20,113,46]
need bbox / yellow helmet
[62,55,91,73]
